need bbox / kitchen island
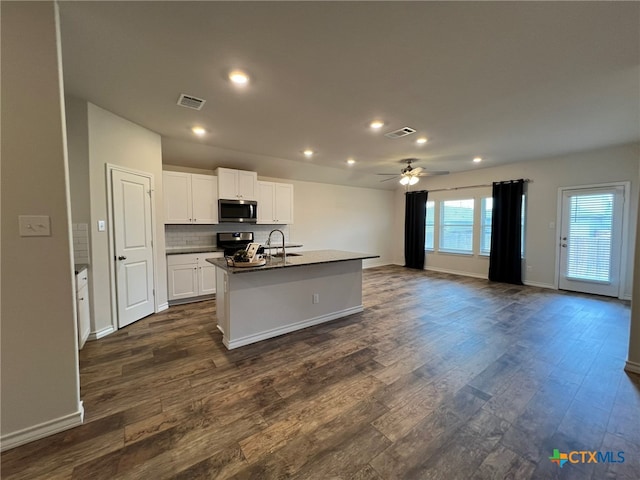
[207,250,379,349]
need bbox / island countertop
[206,249,379,274]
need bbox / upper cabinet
[216,168,257,201]
[257,181,294,224]
[163,171,218,224]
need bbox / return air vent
[177,94,206,110]
[385,126,416,139]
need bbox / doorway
[558,184,626,297]
[110,168,156,327]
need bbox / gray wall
[1,1,82,448]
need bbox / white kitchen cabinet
[76,267,90,349]
[167,252,223,303]
[257,181,294,224]
[163,171,218,224]
[216,168,257,201]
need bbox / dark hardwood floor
[2,265,639,479]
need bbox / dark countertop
[166,244,303,255]
[166,246,224,255]
[207,249,379,274]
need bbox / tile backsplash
[165,224,291,248]
[72,223,90,264]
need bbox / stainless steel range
[217,232,254,257]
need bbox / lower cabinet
[167,252,223,304]
[76,268,91,349]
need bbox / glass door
[558,186,624,297]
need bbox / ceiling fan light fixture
[399,176,410,185]
[409,176,419,185]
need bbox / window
[566,192,614,282]
[425,200,435,250]
[480,197,492,255]
[439,199,474,253]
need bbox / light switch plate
[19,215,51,237]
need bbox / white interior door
[558,186,624,297]
[112,170,155,327]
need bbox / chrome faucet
[266,229,286,259]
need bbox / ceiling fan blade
[417,170,450,176]
[411,166,423,175]
[379,175,400,182]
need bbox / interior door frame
[106,164,159,329]
[554,181,630,299]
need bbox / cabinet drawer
[167,252,221,266]
[76,268,88,290]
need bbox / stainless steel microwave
[218,199,257,223]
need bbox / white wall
[163,165,395,268]
[396,143,640,297]
[284,179,394,268]
[1,1,82,449]
[84,103,168,335]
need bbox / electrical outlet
[312,293,320,304]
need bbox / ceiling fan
[377,158,449,185]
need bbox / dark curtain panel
[405,190,428,269]
[489,180,524,284]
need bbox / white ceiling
[58,1,639,190]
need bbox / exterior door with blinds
[559,186,624,297]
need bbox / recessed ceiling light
[416,137,428,145]
[229,70,249,85]
[370,120,385,130]
[303,149,314,158]
[191,126,206,136]
[347,158,356,165]
[473,157,483,163]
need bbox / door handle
[561,244,567,248]
[118,255,127,260]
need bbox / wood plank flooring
[2,265,639,479]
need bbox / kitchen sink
[270,252,302,258]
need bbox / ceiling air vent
[177,94,206,110]
[385,126,416,139]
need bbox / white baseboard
[157,302,169,312]
[624,360,640,375]
[88,325,115,341]
[224,305,364,350]
[1,403,84,452]
[523,280,556,290]
[424,265,488,280]
[363,260,392,269]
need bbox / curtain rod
[426,178,531,193]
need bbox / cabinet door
[257,181,275,224]
[167,263,198,300]
[163,172,192,223]
[198,258,217,295]
[274,183,294,224]
[217,168,238,200]
[77,284,91,349]
[191,174,218,224]
[237,170,257,200]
